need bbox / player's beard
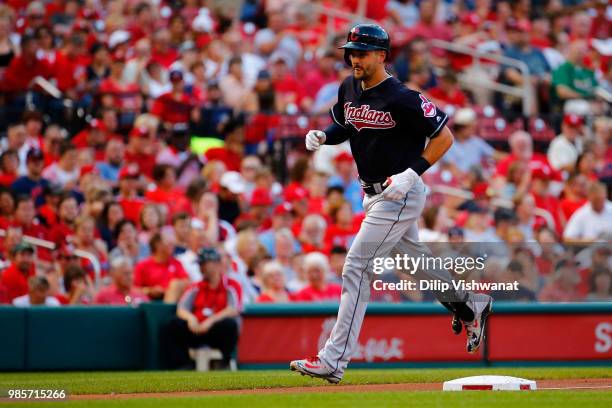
[352,63,372,81]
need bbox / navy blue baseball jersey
[325,75,448,183]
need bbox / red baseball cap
[273,202,293,216]
[531,163,553,181]
[118,164,140,180]
[472,182,494,199]
[90,118,106,131]
[284,185,309,202]
[250,187,273,206]
[80,164,99,178]
[334,151,353,163]
[196,34,212,49]
[460,13,481,28]
[130,126,149,138]
[506,18,531,32]
[563,114,584,127]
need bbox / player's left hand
[382,168,419,201]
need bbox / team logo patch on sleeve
[419,94,437,118]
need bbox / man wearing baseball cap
[151,70,200,130]
[163,247,241,369]
[124,126,155,179]
[11,148,50,205]
[0,242,36,303]
[116,164,144,224]
[258,202,299,257]
[547,114,585,171]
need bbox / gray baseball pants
[318,179,471,378]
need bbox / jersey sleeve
[399,91,449,139]
[330,84,346,128]
[325,80,350,144]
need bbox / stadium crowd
[0,0,610,312]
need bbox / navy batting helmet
[339,24,391,66]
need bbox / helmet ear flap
[344,49,351,66]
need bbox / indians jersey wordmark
[344,102,396,131]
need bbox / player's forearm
[323,122,349,145]
[421,126,454,168]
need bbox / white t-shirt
[13,295,61,307]
[547,134,583,170]
[177,249,202,283]
[42,164,79,187]
[564,201,612,241]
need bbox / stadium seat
[189,347,237,372]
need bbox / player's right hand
[305,130,326,151]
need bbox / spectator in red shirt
[94,256,149,306]
[0,187,15,231]
[134,232,189,302]
[205,116,246,172]
[270,53,308,112]
[11,195,48,242]
[72,215,108,274]
[0,150,19,186]
[0,242,36,302]
[72,119,108,161]
[257,260,294,303]
[234,187,272,231]
[428,71,469,108]
[560,173,588,221]
[530,165,564,235]
[49,194,79,246]
[117,164,145,224]
[144,164,189,218]
[22,110,44,149]
[303,50,337,99]
[138,203,165,247]
[150,28,178,69]
[409,0,452,43]
[98,51,142,130]
[539,259,583,302]
[2,33,54,93]
[55,265,93,305]
[35,183,59,229]
[325,200,359,250]
[124,127,155,179]
[41,124,65,167]
[495,130,558,184]
[53,32,89,96]
[163,247,241,369]
[294,252,342,302]
[151,70,200,130]
[298,214,328,254]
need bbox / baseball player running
[290,24,493,384]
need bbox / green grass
[0,367,610,395]
[3,391,612,408]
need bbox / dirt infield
[71,378,612,400]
